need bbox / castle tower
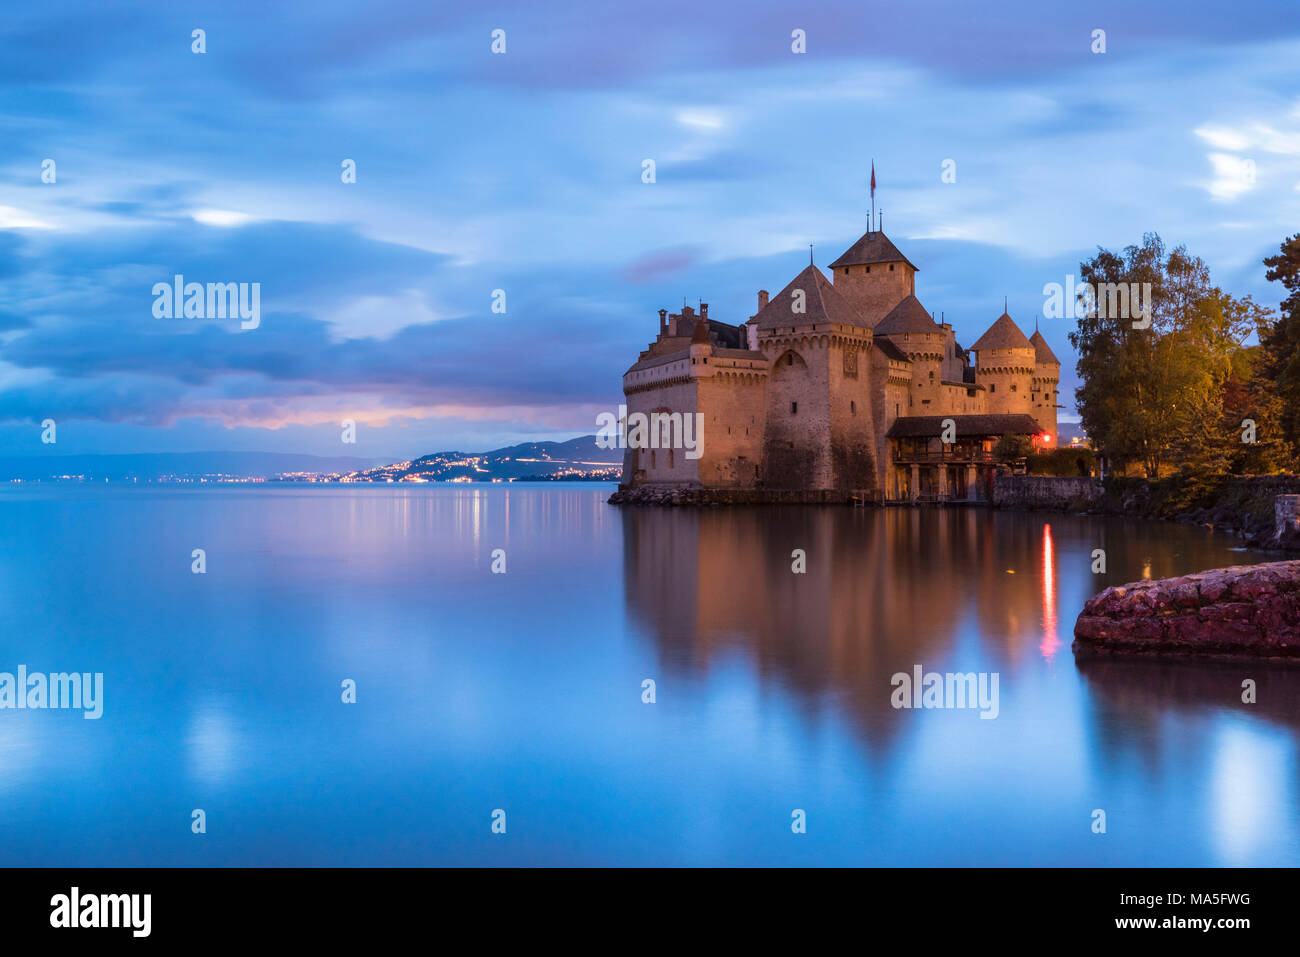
[829,229,917,325]
[1029,328,1061,445]
[970,312,1036,417]
[751,263,876,492]
[873,294,947,415]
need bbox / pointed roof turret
[829,229,918,271]
[1029,329,1060,365]
[753,264,866,329]
[970,312,1033,352]
[690,319,711,345]
[874,294,942,336]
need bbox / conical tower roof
[874,294,942,335]
[970,312,1033,351]
[1029,329,1060,365]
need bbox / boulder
[1072,560,1300,659]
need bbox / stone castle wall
[696,371,767,488]
[760,334,832,489]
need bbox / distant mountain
[0,451,386,482]
[343,435,622,483]
[1056,421,1087,444]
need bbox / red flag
[870,162,876,198]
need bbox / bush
[993,432,1032,465]
[1028,447,1097,476]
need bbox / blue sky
[2,0,1299,458]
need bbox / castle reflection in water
[618,503,1300,752]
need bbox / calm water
[0,484,1296,866]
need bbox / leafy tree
[993,432,1032,465]
[1260,234,1300,459]
[1069,234,1257,478]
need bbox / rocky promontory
[1073,560,1300,659]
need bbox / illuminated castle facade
[619,225,1059,502]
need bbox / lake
[0,483,1295,866]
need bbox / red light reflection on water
[1041,523,1059,660]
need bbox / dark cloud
[621,246,702,283]
[0,219,636,425]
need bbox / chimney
[700,303,708,319]
[658,308,667,335]
[758,290,769,311]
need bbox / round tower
[1029,328,1061,445]
[971,312,1036,417]
[873,295,947,413]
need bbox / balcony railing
[892,449,996,465]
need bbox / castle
[618,224,1059,503]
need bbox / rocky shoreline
[1091,475,1300,547]
[1073,560,1300,660]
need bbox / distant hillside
[1057,421,1087,444]
[343,435,622,483]
[0,451,385,482]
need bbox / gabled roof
[970,312,1033,352]
[874,337,911,363]
[830,229,918,270]
[753,264,868,329]
[1029,329,1061,365]
[874,295,943,336]
[691,319,710,344]
[886,413,1044,439]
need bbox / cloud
[622,247,703,284]
[1206,152,1259,200]
[191,209,261,227]
[3,1,1299,454]
[0,206,53,229]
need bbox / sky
[1,0,1299,459]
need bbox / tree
[1069,234,1254,478]
[1260,234,1300,460]
[993,432,1032,465]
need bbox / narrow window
[850,401,856,414]
[791,401,798,414]
[889,264,895,271]
[787,354,794,366]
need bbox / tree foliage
[1068,233,1285,478]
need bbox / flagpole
[870,160,876,235]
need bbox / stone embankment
[992,475,1102,510]
[1073,560,1300,659]
[607,485,859,506]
